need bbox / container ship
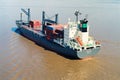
[16,8,101,59]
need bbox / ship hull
[18,26,100,59]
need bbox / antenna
[55,14,58,24]
[20,13,22,21]
[74,10,82,22]
[85,14,88,20]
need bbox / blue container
[46,26,54,30]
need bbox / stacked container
[30,20,41,30]
[45,26,54,40]
[45,24,64,40]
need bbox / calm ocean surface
[0,0,120,80]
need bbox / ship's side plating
[19,26,100,58]
[16,8,101,59]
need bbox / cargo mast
[42,11,58,33]
[21,8,31,24]
[74,10,81,23]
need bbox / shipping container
[30,20,41,29]
[46,26,55,30]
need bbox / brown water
[0,0,120,80]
